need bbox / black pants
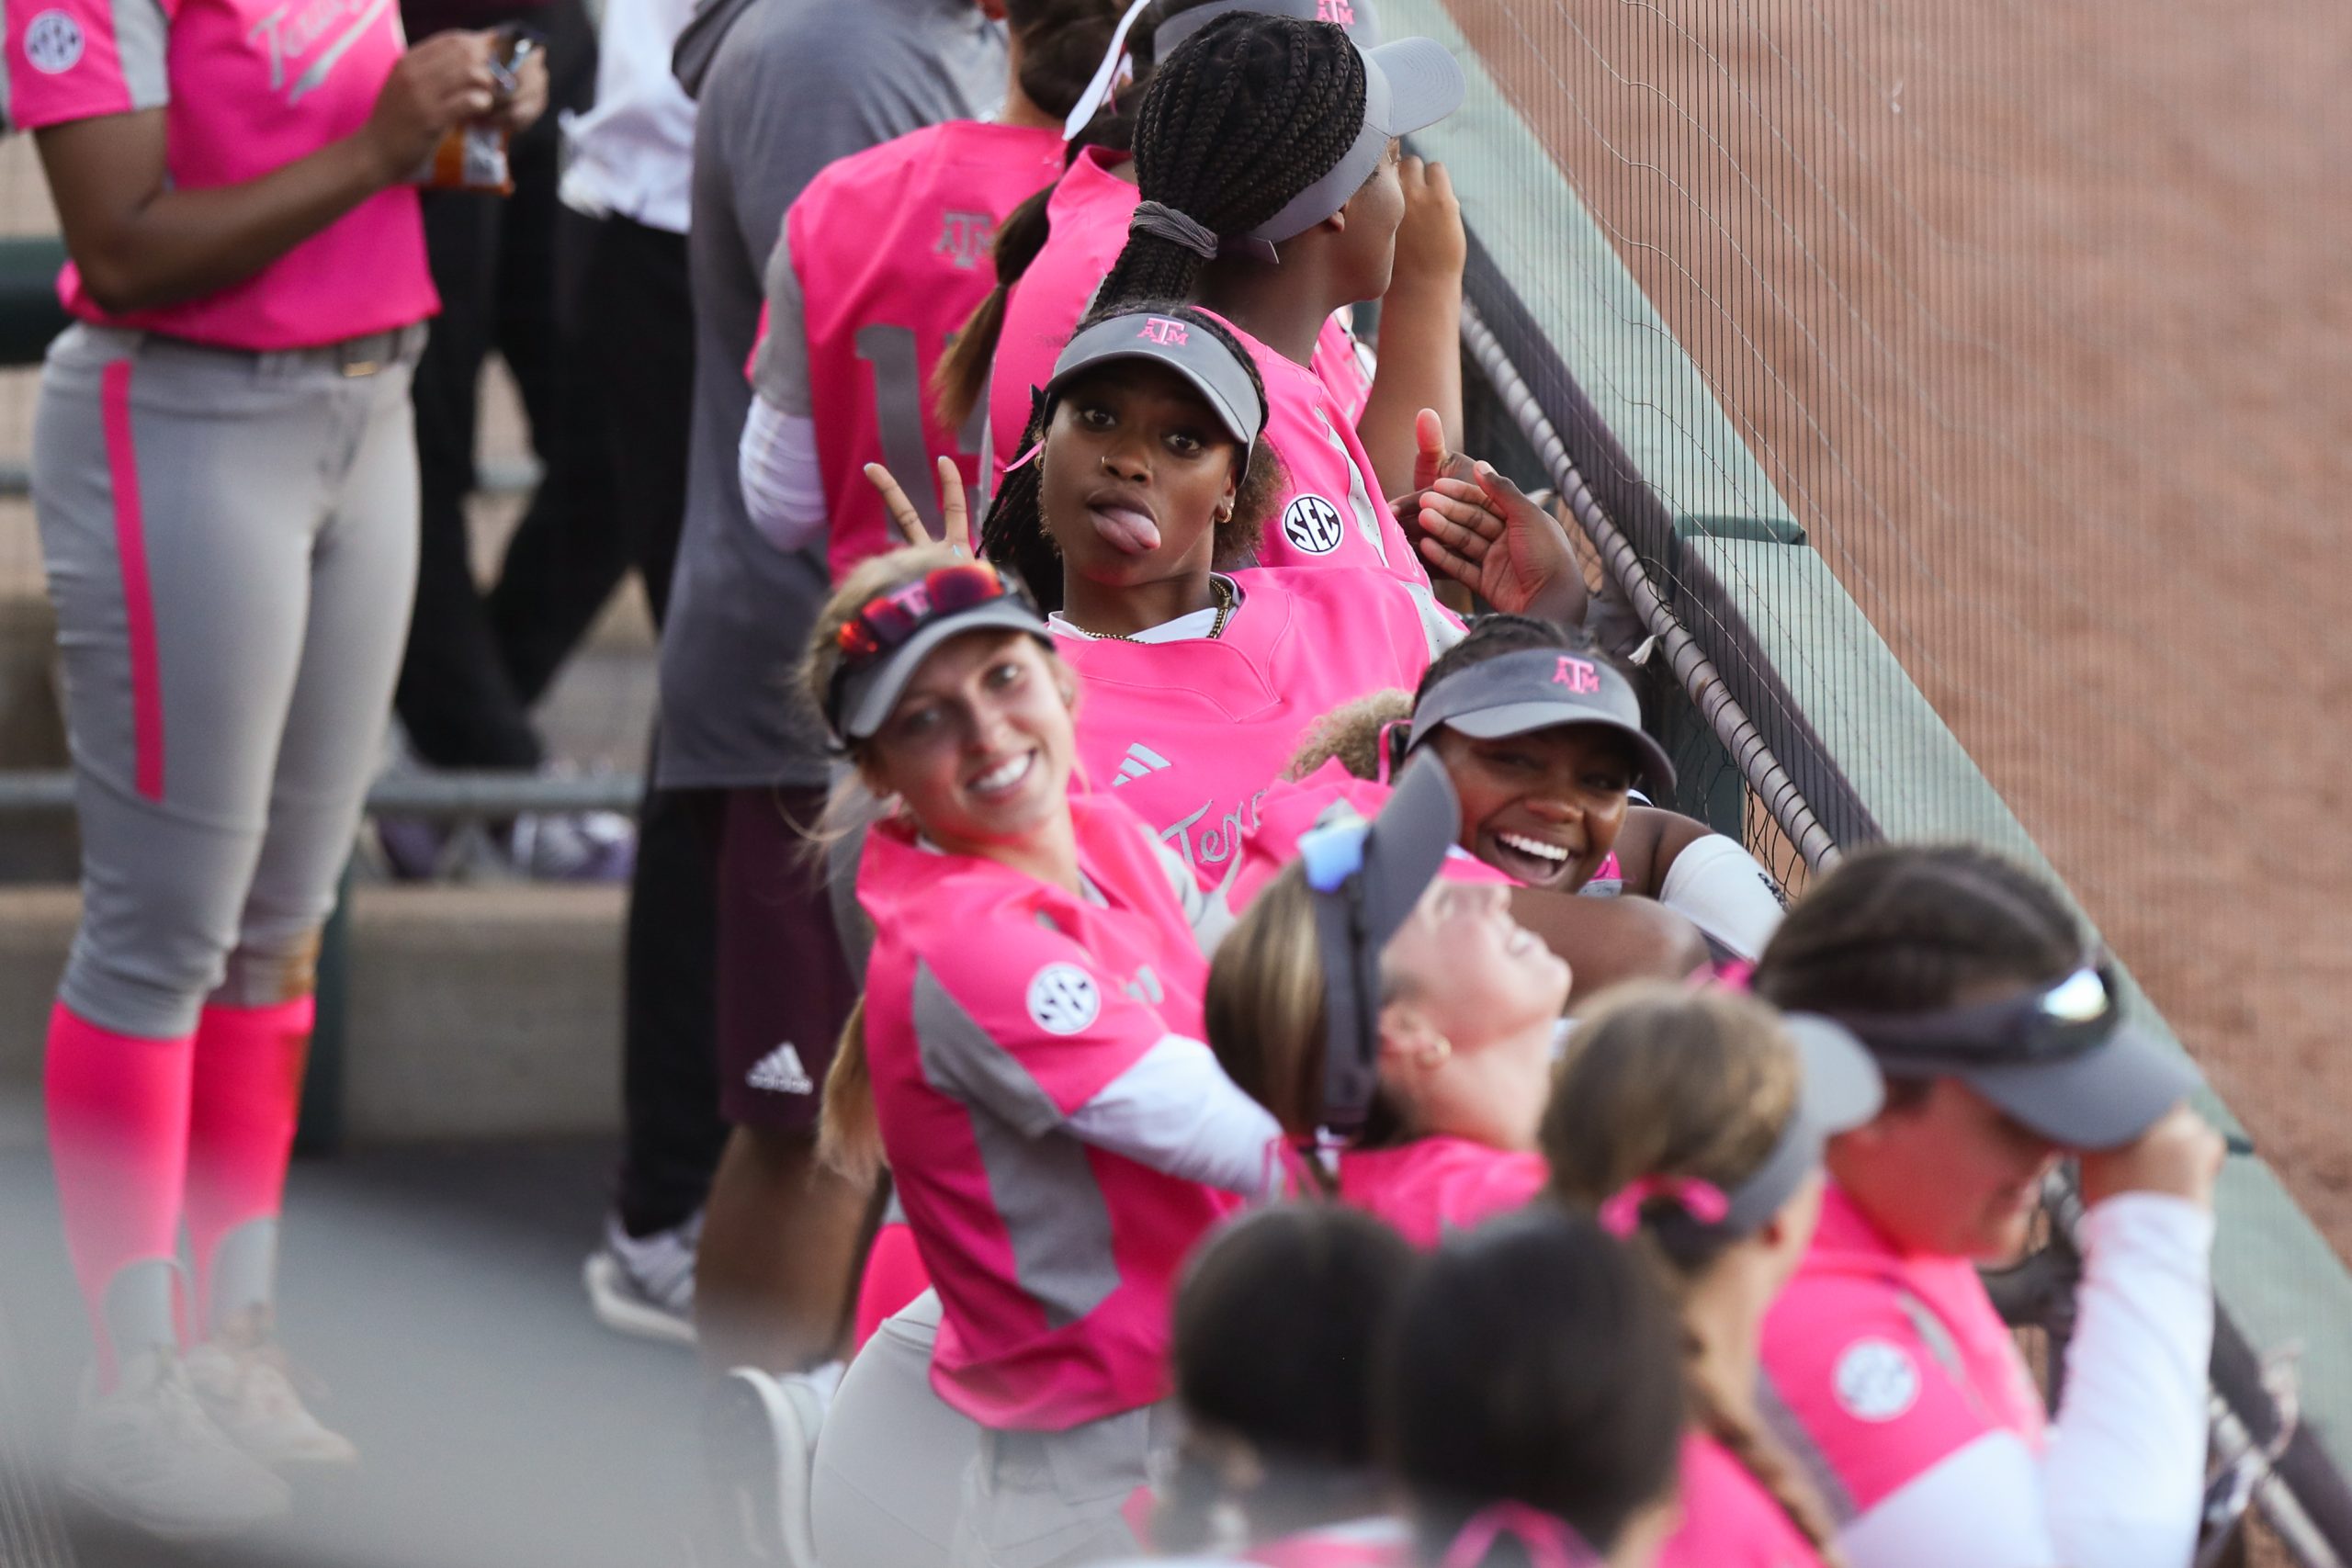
[397,0,616,769]
[577,216,726,1238]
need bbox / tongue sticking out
[1091,504,1162,555]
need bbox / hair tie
[1439,1501,1597,1568]
[1596,1175,1730,1240]
[1130,200,1221,260]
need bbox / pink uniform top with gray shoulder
[5,0,435,347]
[857,794,1240,1431]
[758,116,1065,581]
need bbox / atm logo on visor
[1138,318,1190,346]
[1553,656,1602,694]
[1317,0,1358,24]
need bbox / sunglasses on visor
[1824,961,2121,1065]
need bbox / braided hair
[932,0,1244,429]
[1096,12,1370,310]
[978,299,1283,611]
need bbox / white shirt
[559,0,699,232]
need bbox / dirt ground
[1444,0,2352,1266]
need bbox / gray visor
[1046,310,1266,464]
[1405,648,1677,794]
[1718,1016,1884,1234]
[1880,1021,2197,1152]
[1303,754,1461,1145]
[832,600,1052,743]
[1152,0,1380,58]
[1249,36,1464,244]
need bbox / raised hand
[863,456,972,556]
[1415,461,1589,626]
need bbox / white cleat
[186,1337,358,1468]
[64,1348,293,1540]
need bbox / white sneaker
[584,1212,699,1347]
[186,1338,358,1468]
[65,1348,293,1540]
[701,1364,840,1568]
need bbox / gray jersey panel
[656,0,1004,791]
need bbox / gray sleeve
[117,0,169,111]
[751,221,812,416]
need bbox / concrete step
[0,883,624,1146]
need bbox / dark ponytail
[1096,13,1368,310]
[1380,1208,1684,1564]
[1751,843,2083,1019]
[1158,1204,1417,1552]
[977,299,1283,612]
[932,0,1220,430]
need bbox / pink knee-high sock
[45,1001,196,1382]
[183,996,313,1337]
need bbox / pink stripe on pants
[100,359,164,801]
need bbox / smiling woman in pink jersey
[736,0,1114,584]
[1751,845,2222,1568]
[1545,987,1887,1568]
[802,539,1281,1567]
[8,0,541,1533]
[1202,758,1564,1247]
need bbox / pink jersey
[987,144,1386,548]
[6,0,434,348]
[1209,310,1423,582]
[1337,1136,1544,1248]
[1223,757,1396,908]
[1758,1182,2047,1517]
[1056,567,1453,886]
[857,793,1233,1430]
[780,118,1063,581]
[1656,1432,1829,1568]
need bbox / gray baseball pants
[34,322,422,1039]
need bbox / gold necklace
[1091,576,1235,644]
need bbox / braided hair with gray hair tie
[1129,200,1221,259]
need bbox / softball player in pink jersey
[1202,760,1560,1247]
[737,0,1116,585]
[1752,845,2222,1568]
[800,544,1281,1568]
[956,305,1593,889]
[6,0,541,1532]
[1545,987,1889,1568]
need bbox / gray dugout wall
[1384,0,2352,1538]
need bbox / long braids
[1095,13,1368,310]
[978,300,1282,613]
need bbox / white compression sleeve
[740,395,828,555]
[1656,832,1787,961]
[1065,1035,1281,1198]
[2039,1192,2215,1567]
[1841,1194,2214,1568]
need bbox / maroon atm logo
[1138,317,1191,346]
[934,211,998,271]
[1553,656,1601,694]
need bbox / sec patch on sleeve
[1833,1337,1921,1423]
[1026,963,1102,1035]
[23,10,85,73]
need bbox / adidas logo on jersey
[747,1043,815,1095]
[1112,743,1172,786]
